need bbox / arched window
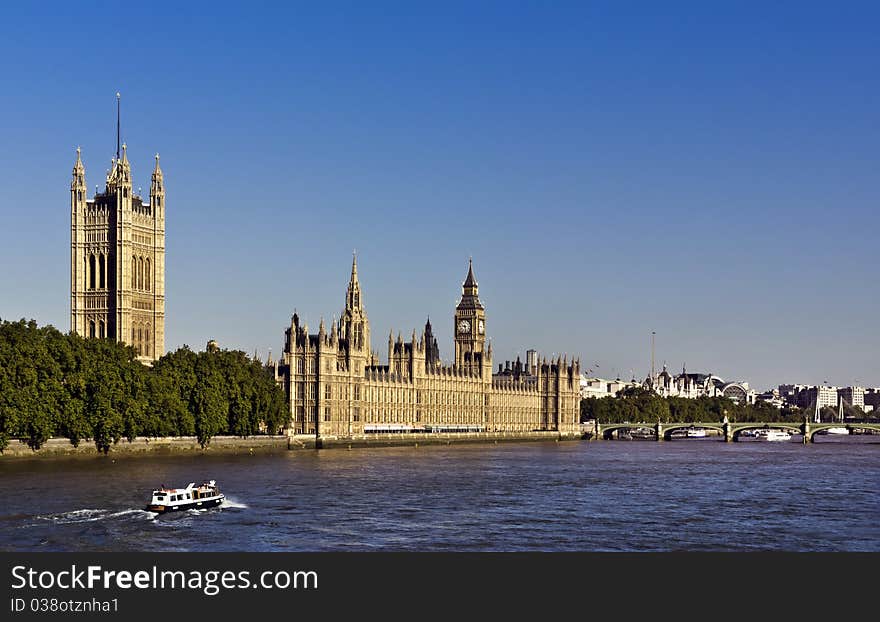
[145,328,150,356]
[145,258,151,292]
[89,320,96,339]
[138,328,143,356]
[98,253,106,289]
[132,256,137,289]
[98,320,105,339]
[136,257,142,291]
[131,326,135,347]
[89,254,96,290]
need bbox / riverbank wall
[1,430,583,459]
[303,430,583,450]
[0,435,290,459]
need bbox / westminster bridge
[590,419,880,443]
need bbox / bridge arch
[729,422,802,441]
[660,422,724,440]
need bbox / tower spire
[464,257,477,290]
[116,92,121,161]
[72,147,85,178]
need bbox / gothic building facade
[645,365,756,404]
[275,257,581,437]
[70,138,165,362]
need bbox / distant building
[862,388,880,411]
[526,350,538,375]
[838,386,865,410]
[644,365,756,404]
[778,384,809,406]
[756,389,785,408]
[782,385,839,410]
[580,376,638,400]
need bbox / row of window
[86,320,152,357]
[84,254,154,292]
[86,254,106,290]
[88,319,107,339]
[131,324,152,357]
[295,405,493,423]
[294,383,491,407]
[131,255,152,292]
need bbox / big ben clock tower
[454,258,486,371]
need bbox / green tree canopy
[0,318,289,453]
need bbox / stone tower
[70,100,165,362]
[340,253,370,370]
[454,258,486,372]
[424,316,441,369]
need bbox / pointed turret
[150,153,165,219]
[107,143,132,192]
[345,252,362,310]
[71,147,86,195]
[72,147,85,177]
[341,253,369,354]
[463,257,478,292]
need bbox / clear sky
[0,2,877,391]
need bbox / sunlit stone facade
[275,258,580,438]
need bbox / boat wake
[36,508,155,524]
[220,497,248,510]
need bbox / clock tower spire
[454,258,486,372]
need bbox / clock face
[478,320,484,334]
[458,320,470,334]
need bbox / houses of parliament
[274,257,581,437]
[67,98,580,438]
[69,96,165,362]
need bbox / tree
[0,318,295,450]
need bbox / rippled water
[1,436,878,551]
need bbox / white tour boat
[686,427,707,438]
[755,429,792,442]
[819,426,849,435]
[145,480,225,514]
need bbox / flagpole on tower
[116,92,121,160]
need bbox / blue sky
[0,1,877,390]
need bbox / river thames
[1,436,877,551]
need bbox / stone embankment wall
[304,430,582,449]
[0,435,290,459]
[1,431,582,459]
